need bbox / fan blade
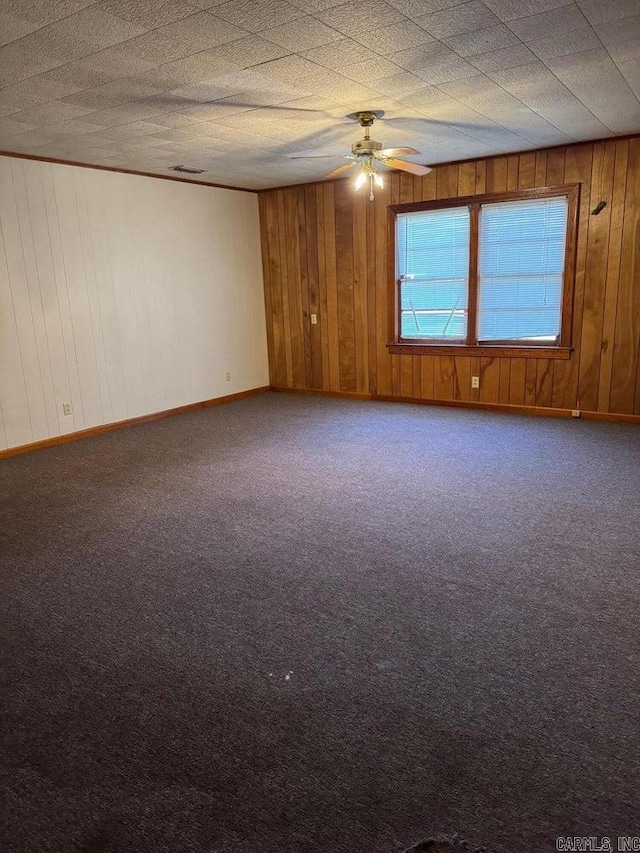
[382,158,432,176]
[377,147,420,157]
[326,162,356,179]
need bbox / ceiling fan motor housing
[352,137,383,156]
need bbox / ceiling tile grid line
[0,0,638,187]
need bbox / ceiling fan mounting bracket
[348,110,384,128]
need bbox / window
[390,185,578,357]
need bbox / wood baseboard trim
[0,386,270,459]
[579,410,640,424]
[270,386,640,423]
[270,386,372,400]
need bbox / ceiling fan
[291,110,431,199]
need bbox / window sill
[387,344,573,359]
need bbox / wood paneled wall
[259,137,640,417]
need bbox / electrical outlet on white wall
[62,402,72,416]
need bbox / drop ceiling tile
[395,86,452,111]
[437,76,575,142]
[8,101,96,127]
[545,47,640,132]
[35,53,150,92]
[104,30,193,65]
[59,78,169,111]
[305,73,383,105]
[507,5,589,43]
[0,76,84,108]
[316,1,405,37]
[2,0,99,29]
[212,0,306,33]
[594,14,640,47]
[79,102,176,127]
[149,52,241,89]
[0,129,71,149]
[0,42,65,88]
[302,39,381,70]
[469,43,537,72]
[352,19,435,54]
[391,41,480,82]
[442,23,521,56]
[607,39,640,97]
[482,0,573,22]
[276,94,341,114]
[256,54,327,87]
[577,0,639,26]
[341,56,404,82]
[214,68,307,98]
[385,0,472,16]
[149,122,215,142]
[165,80,245,105]
[152,12,250,52]
[262,16,344,50]
[210,36,291,69]
[43,118,107,137]
[372,71,432,98]
[287,0,346,9]
[97,0,207,28]
[0,12,39,47]
[527,25,602,60]
[416,1,501,38]
[88,121,169,140]
[149,102,250,125]
[0,117,38,136]
[37,8,149,55]
[488,60,612,135]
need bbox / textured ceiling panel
[97,0,212,28]
[483,0,573,22]
[317,1,405,37]
[577,0,640,26]
[594,15,640,48]
[2,0,99,29]
[213,0,306,33]
[416,1,501,38]
[386,0,471,16]
[352,19,435,54]
[469,43,538,72]
[0,0,637,188]
[442,23,520,56]
[607,40,640,98]
[507,4,591,42]
[262,16,344,51]
[391,42,481,83]
[527,25,602,60]
[0,12,40,48]
[546,48,640,132]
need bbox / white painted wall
[0,155,269,451]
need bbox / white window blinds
[478,196,568,343]
[397,207,470,340]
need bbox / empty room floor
[1,392,639,853]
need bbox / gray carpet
[1,392,639,853]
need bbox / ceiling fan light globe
[355,171,367,190]
[374,173,383,189]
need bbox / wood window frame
[387,184,580,359]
